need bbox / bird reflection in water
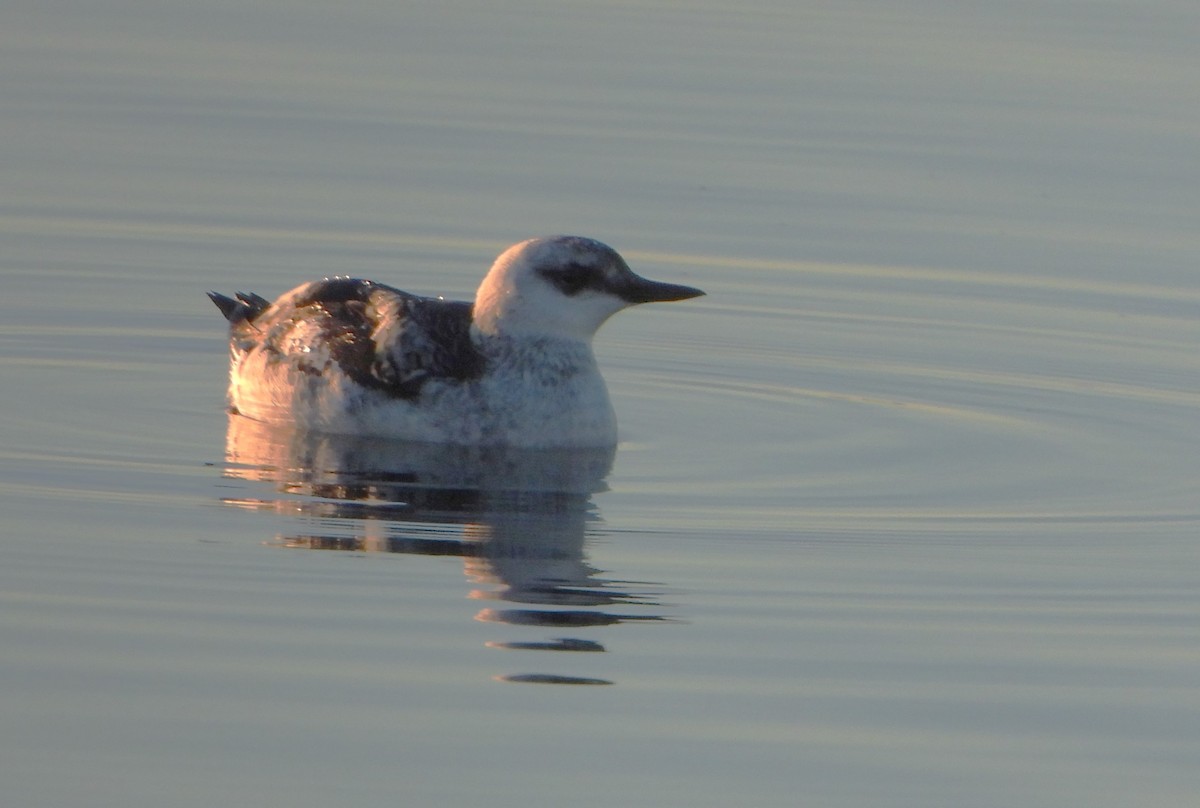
[221,415,670,685]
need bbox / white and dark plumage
[209,236,704,447]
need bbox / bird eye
[543,263,594,296]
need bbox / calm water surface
[2,2,1198,807]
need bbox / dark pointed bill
[617,275,706,304]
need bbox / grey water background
[2,2,1198,806]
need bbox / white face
[472,236,704,342]
[472,237,634,341]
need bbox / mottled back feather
[216,278,485,400]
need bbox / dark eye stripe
[540,263,596,296]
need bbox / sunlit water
[2,3,1198,807]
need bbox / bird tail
[208,291,269,324]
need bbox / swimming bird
[209,236,703,447]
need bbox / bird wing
[215,278,485,400]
